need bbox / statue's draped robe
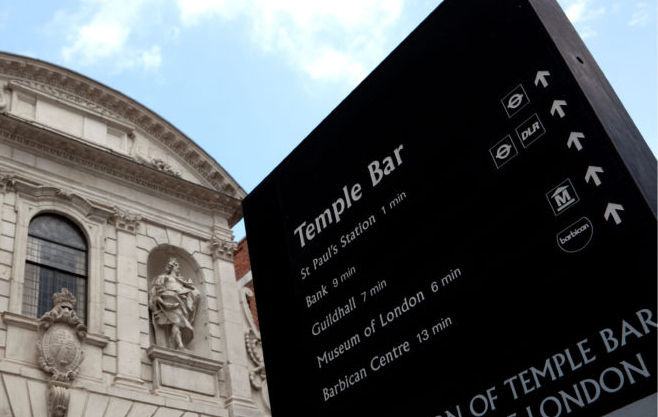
[149,274,200,345]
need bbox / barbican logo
[556,217,593,253]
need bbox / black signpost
[242,1,657,416]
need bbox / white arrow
[604,203,624,225]
[567,132,585,151]
[585,166,604,186]
[535,70,551,88]
[551,100,568,118]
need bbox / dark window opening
[22,214,87,323]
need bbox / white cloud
[174,0,404,86]
[578,26,597,38]
[563,0,605,23]
[56,0,162,72]
[54,0,405,83]
[62,21,131,63]
[564,0,588,23]
[304,49,366,84]
[177,0,236,25]
[559,0,606,39]
[140,45,162,70]
[629,2,650,27]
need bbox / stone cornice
[13,180,115,223]
[0,52,246,201]
[0,115,243,226]
[1,312,109,348]
[146,345,224,371]
[8,79,135,133]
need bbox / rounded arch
[24,205,95,247]
[23,211,89,322]
[25,208,93,249]
[146,244,210,355]
[8,191,109,335]
[28,212,87,250]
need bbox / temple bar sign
[242,0,657,416]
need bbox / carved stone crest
[37,288,87,417]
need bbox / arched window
[22,214,87,323]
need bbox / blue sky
[0,0,655,239]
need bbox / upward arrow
[535,70,551,88]
[604,203,624,225]
[551,100,568,118]
[567,132,585,151]
[585,165,604,186]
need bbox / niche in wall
[146,245,210,356]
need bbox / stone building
[0,52,269,417]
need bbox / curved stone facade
[0,52,270,417]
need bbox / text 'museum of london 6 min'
[243,0,657,416]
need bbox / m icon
[546,178,579,216]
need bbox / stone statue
[148,257,201,350]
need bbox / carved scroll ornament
[241,287,270,410]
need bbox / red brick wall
[233,237,259,330]
[234,238,251,280]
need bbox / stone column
[210,228,259,417]
[110,206,146,389]
[0,172,9,262]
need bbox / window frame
[8,190,110,337]
[23,213,89,323]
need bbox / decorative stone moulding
[36,288,87,417]
[210,235,238,262]
[0,115,243,225]
[0,52,247,204]
[110,205,142,233]
[8,176,114,223]
[241,287,270,411]
[0,169,14,193]
[131,146,182,178]
[147,345,224,400]
[245,330,266,390]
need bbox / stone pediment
[0,52,245,201]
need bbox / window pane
[23,214,88,324]
[37,267,56,318]
[22,263,39,318]
[26,236,86,275]
[28,214,86,250]
[26,265,86,323]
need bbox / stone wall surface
[0,53,270,417]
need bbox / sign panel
[243,1,657,416]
